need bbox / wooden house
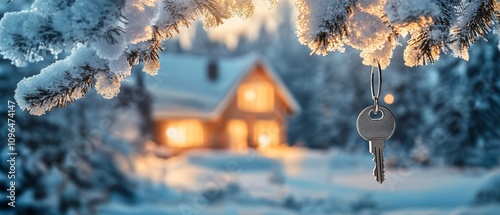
[147,53,300,152]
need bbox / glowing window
[253,120,279,149]
[237,82,274,112]
[226,119,248,151]
[165,120,204,147]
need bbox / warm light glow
[166,127,178,138]
[166,120,204,147]
[384,94,395,105]
[254,120,279,149]
[226,119,248,151]
[244,90,256,101]
[258,134,271,148]
[238,82,274,112]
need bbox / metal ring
[368,107,384,121]
[370,60,382,112]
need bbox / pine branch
[14,48,121,116]
[38,24,64,46]
[126,37,163,66]
[21,66,101,116]
[404,1,454,66]
[296,0,356,55]
[11,34,44,65]
[0,1,127,66]
[405,28,445,66]
[451,0,497,57]
[103,26,126,44]
[156,0,229,39]
[311,17,351,55]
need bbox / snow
[95,71,121,99]
[101,147,499,214]
[109,54,132,76]
[475,170,500,205]
[91,35,127,60]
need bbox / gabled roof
[146,53,300,121]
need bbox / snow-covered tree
[1,0,498,115]
[0,59,138,214]
[427,34,500,168]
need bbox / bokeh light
[384,93,394,104]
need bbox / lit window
[226,119,248,151]
[244,90,256,101]
[253,120,279,149]
[237,82,274,112]
[166,120,204,147]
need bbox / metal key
[356,105,396,184]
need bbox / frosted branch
[450,0,498,61]
[15,47,127,116]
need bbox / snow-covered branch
[402,0,453,66]
[1,0,273,115]
[295,0,355,55]
[1,0,499,115]
[296,0,500,68]
[14,47,129,116]
[450,0,499,60]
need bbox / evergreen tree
[428,34,500,168]
[0,59,137,215]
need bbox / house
[147,53,300,152]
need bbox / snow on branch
[296,0,500,68]
[2,0,500,115]
[295,0,355,55]
[15,47,128,116]
[155,0,229,39]
[1,0,272,115]
[0,0,127,67]
[402,0,453,66]
[450,0,499,61]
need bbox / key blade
[373,147,385,183]
[369,140,385,184]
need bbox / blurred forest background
[1,0,499,215]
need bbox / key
[356,105,396,184]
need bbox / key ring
[370,60,382,113]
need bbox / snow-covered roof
[146,53,300,120]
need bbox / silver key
[356,105,396,184]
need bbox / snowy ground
[100,147,500,215]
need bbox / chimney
[207,58,218,82]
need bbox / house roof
[146,53,301,120]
